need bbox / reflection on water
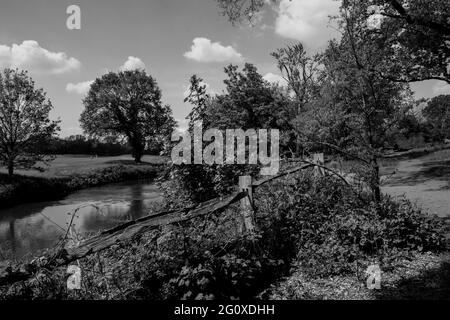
[0,180,162,261]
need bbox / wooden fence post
[239,175,256,234]
[313,153,325,177]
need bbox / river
[0,180,163,261]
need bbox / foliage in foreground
[0,171,446,300]
[262,252,450,300]
[256,172,446,277]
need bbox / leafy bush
[255,171,446,277]
[161,163,260,208]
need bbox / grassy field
[0,155,168,209]
[0,154,168,179]
[324,147,450,219]
[382,149,450,218]
[380,146,450,175]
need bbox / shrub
[255,171,446,277]
[161,163,260,208]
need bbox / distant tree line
[44,135,165,156]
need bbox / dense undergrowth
[0,164,161,209]
[0,169,446,300]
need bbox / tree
[184,75,212,131]
[271,43,322,155]
[216,0,450,84]
[208,63,293,130]
[0,69,60,179]
[202,63,295,156]
[262,2,415,202]
[216,0,422,202]
[272,43,321,109]
[167,64,293,204]
[216,0,267,25]
[309,3,415,202]
[423,95,450,141]
[345,0,450,84]
[80,70,176,163]
[381,0,450,35]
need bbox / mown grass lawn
[0,155,168,209]
[0,154,168,179]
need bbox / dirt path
[381,150,450,218]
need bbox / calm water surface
[0,180,162,260]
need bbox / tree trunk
[134,153,142,163]
[7,159,14,181]
[132,145,143,163]
[130,136,145,163]
[371,157,381,203]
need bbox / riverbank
[0,155,168,209]
[382,143,450,160]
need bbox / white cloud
[120,56,146,71]
[433,81,450,95]
[274,0,340,49]
[0,40,81,74]
[263,72,288,87]
[66,80,94,95]
[184,37,243,63]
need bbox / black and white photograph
[0,0,449,311]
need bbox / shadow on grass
[383,144,450,161]
[385,159,450,189]
[419,160,450,178]
[375,260,450,300]
[105,160,160,166]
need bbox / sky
[0,0,448,137]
